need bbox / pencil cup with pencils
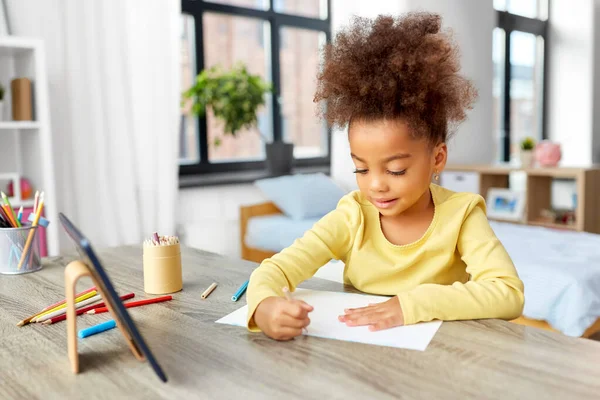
[0,225,41,274]
[142,233,182,294]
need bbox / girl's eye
[388,169,407,176]
[353,169,368,175]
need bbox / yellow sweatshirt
[247,184,525,329]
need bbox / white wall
[178,184,268,257]
[548,0,595,165]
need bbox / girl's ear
[433,142,447,172]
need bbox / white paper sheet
[216,288,442,351]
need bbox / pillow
[254,173,346,220]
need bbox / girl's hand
[254,296,313,341]
[338,296,404,331]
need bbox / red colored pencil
[86,295,172,315]
[41,293,135,324]
[40,286,97,312]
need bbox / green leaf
[181,63,271,140]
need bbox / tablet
[59,212,168,383]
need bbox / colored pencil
[78,320,117,339]
[17,198,43,270]
[0,205,16,228]
[1,192,20,227]
[16,289,98,327]
[31,290,97,321]
[16,206,23,224]
[33,190,39,214]
[2,205,16,227]
[86,295,173,315]
[42,293,135,324]
[231,280,249,302]
[33,294,103,323]
[283,286,307,333]
[0,205,11,227]
[40,286,97,312]
[201,282,217,299]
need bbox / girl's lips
[372,198,398,209]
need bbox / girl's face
[348,118,447,217]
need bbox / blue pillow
[254,173,346,220]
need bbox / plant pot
[266,142,294,176]
[0,101,4,121]
[520,150,534,168]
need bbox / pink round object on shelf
[534,141,561,167]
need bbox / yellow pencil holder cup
[142,243,183,294]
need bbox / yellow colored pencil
[17,199,44,270]
[32,290,98,322]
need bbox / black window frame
[180,0,333,176]
[496,4,549,162]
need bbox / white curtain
[8,0,181,250]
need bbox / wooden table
[1,246,600,399]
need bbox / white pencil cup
[143,242,183,294]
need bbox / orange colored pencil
[2,205,16,227]
[86,295,172,315]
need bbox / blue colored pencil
[16,206,23,224]
[231,280,249,302]
[78,319,117,339]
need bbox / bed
[240,201,600,338]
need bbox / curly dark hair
[314,12,478,144]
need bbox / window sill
[178,164,331,188]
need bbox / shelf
[527,220,578,231]
[446,164,600,178]
[5,198,35,208]
[0,37,39,56]
[0,121,40,130]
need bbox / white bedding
[489,221,600,336]
[313,221,600,336]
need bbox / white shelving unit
[0,36,59,256]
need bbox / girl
[247,12,524,341]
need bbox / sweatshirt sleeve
[246,195,361,330]
[396,197,525,325]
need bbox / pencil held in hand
[283,287,309,333]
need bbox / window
[494,0,548,163]
[180,14,199,165]
[279,27,328,159]
[180,0,332,175]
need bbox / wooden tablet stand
[64,260,145,373]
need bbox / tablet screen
[59,213,168,383]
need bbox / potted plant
[519,136,535,167]
[0,83,4,121]
[183,63,293,176]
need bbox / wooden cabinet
[443,164,600,233]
